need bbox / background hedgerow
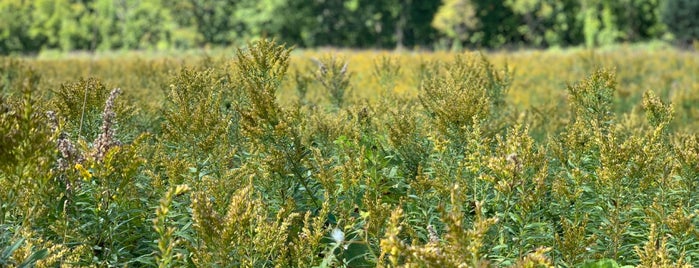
[1,42,699,267]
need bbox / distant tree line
[0,0,697,54]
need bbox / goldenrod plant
[311,56,352,109]
[1,42,699,266]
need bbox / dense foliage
[1,0,697,54]
[661,0,699,46]
[1,40,699,267]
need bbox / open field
[2,41,699,267]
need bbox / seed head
[506,153,522,172]
[92,88,122,161]
[331,228,345,244]
[311,58,327,75]
[427,224,440,244]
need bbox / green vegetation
[1,0,698,54]
[2,40,699,267]
[661,0,699,46]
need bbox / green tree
[116,0,175,49]
[618,0,664,42]
[242,0,395,48]
[432,0,478,49]
[661,0,699,46]
[504,0,583,47]
[582,0,663,47]
[473,0,520,48]
[432,0,519,49]
[234,0,287,41]
[394,0,441,49]
[87,0,120,51]
[165,0,242,46]
[0,0,38,54]
[56,1,93,51]
[0,0,677,52]
[299,0,365,47]
[29,0,71,50]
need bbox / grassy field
[1,40,699,267]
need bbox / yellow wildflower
[74,163,92,180]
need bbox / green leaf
[580,259,620,268]
[18,248,48,268]
[1,238,24,262]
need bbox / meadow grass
[1,41,699,267]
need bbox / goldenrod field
[2,40,699,267]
